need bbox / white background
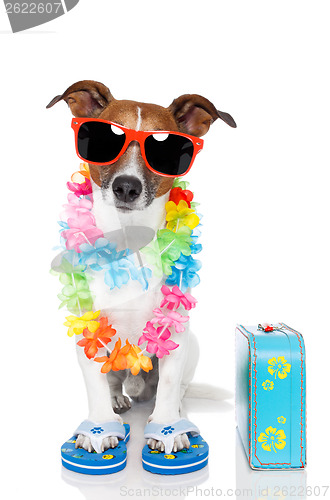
[1,1,330,499]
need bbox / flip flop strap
[74,419,126,454]
[144,418,200,454]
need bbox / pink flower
[138,322,179,358]
[61,193,93,221]
[62,212,103,252]
[67,179,92,197]
[160,285,197,311]
[150,308,189,333]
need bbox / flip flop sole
[142,433,208,475]
[61,423,130,475]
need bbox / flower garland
[52,163,203,375]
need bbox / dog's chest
[90,191,169,346]
[89,272,163,346]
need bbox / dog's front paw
[147,433,190,453]
[75,434,119,453]
[112,395,131,414]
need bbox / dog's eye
[111,124,125,136]
[152,133,169,142]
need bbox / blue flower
[190,235,202,255]
[79,237,117,271]
[103,250,152,290]
[190,228,202,255]
[161,426,175,435]
[129,264,152,291]
[104,257,131,290]
[90,427,104,434]
[190,242,202,254]
[166,254,202,291]
[58,221,70,249]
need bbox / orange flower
[95,339,128,373]
[125,344,153,376]
[77,317,116,359]
[71,163,90,183]
[94,338,153,375]
[118,338,132,355]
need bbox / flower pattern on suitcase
[258,355,290,455]
[257,426,286,452]
[262,379,274,391]
[268,356,291,379]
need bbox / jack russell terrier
[47,80,236,456]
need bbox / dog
[47,80,236,454]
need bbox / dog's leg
[147,327,191,453]
[107,370,132,414]
[179,331,199,402]
[75,343,122,452]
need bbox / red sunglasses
[71,118,203,178]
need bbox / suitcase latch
[257,323,283,332]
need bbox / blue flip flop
[61,420,130,475]
[142,419,209,475]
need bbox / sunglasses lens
[144,134,194,176]
[77,121,126,163]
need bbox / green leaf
[62,284,76,297]
[59,273,73,285]
[172,179,190,189]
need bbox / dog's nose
[112,175,143,203]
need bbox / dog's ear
[168,94,236,137]
[46,80,113,117]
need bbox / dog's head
[47,80,236,212]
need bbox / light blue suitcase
[235,323,306,470]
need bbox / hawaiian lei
[52,163,203,376]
